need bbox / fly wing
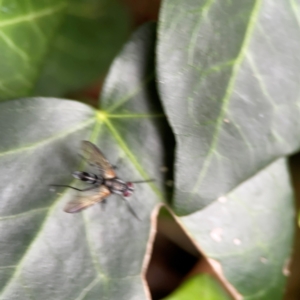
[81,140,116,179]
[64,185,111,213]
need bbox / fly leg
[112,156,125,170]
[100,199,107,211]
[122,197,140,221]
[49,184,100,192]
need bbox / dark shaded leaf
[0,0,68,101]
[34,0,130,97]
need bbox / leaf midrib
[188,0,263,199]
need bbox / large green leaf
[158,0,300,214]
[0,0,68,101]
[157,0,298,299]
[0,24,171,299]
[34,0,130,97]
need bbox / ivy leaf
[158,0,300,214]
[162,274,231,300]
[178,158,294,299]
[157,0,298,299]
[0,0,68,101]
[0,24,171,299]
[34,0,130,97]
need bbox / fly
[51,141,153,220]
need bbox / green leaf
[0,24,171,299]
[158,0,300,214]
[179,158,294,299]
[162,274,231,300]
[157,0,298,299]
[34,0,130,97]
[0,0,68,101]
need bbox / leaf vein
[0,31,30,61]
[189,0,263,198]
[0,3,67,28]
[0,207,48,221]
[105,73,154,113]
[101,116,163,201]
[0,117,95,158]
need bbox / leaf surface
[0,24,171,300]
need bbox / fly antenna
[131,179,155,184]
[122,197,141,221]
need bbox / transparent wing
[81,140,116,179]
[64,185,111,213]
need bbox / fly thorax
[106,178,126,195]
[72,171,99,184]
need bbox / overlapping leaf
[179,158,293,299]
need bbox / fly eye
[123,190,130,197]
[126,182,134,191]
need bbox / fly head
[123,182,134,197]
